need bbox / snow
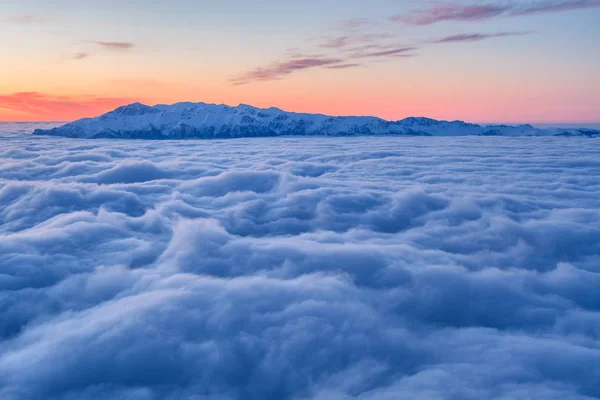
[32,102,600,139]
[1,123,600,399]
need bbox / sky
[0,0,599,123]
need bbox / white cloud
[1,126,599,399]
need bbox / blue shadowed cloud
[0,129,599,399]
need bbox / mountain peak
[31,101,599,139]
[111,102,157,116]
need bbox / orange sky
[1,0,599,123]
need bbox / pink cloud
[434,31,533,43]
[0,92,137,122]
[72,52,90,60]
[353,46,417,58]
[95,41,135,50]
[396,3,508,25]
[326,63,362,69]
[232,57,345,85]
[397,0,600,25]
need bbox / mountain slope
[32,102,599,139]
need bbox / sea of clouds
[1,123,599,399]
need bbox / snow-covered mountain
[33,102,599,139]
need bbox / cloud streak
[68,41,135,61]
[72,52,90,60]
[325,63,362,69]
[339,17,374,30]
[397,0,600,25]
[8,14,39,24]
[318,33,393,49]
[319,36,351,49]
[95,41,135,50]
[232,57,345,85]
[433,31,533,43]
[353,46,418,58]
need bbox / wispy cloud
[72,52,90,60]
[9,14,39,24]
[320,36,351,49]
[95,41,135,50]
[511,0,600,16]
[70,41,134,60]
[395,4,508,25]
[397,0,600,25]
[232,57,345,85]
[339,18,374,30]
[233,41,419,84]
[0,92,136,121]
[232,2,548,85]
[353,46,418,58]
[434,31,533,43]
[318,33,393,50]
[326,63,362,69]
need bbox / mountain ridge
[33,102,600,139]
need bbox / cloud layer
[1,125,599,399]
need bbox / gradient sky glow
[1,0,599,123]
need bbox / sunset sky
[1,0,599,123]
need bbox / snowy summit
[33,102,599,139]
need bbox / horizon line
[1,117,599,127]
